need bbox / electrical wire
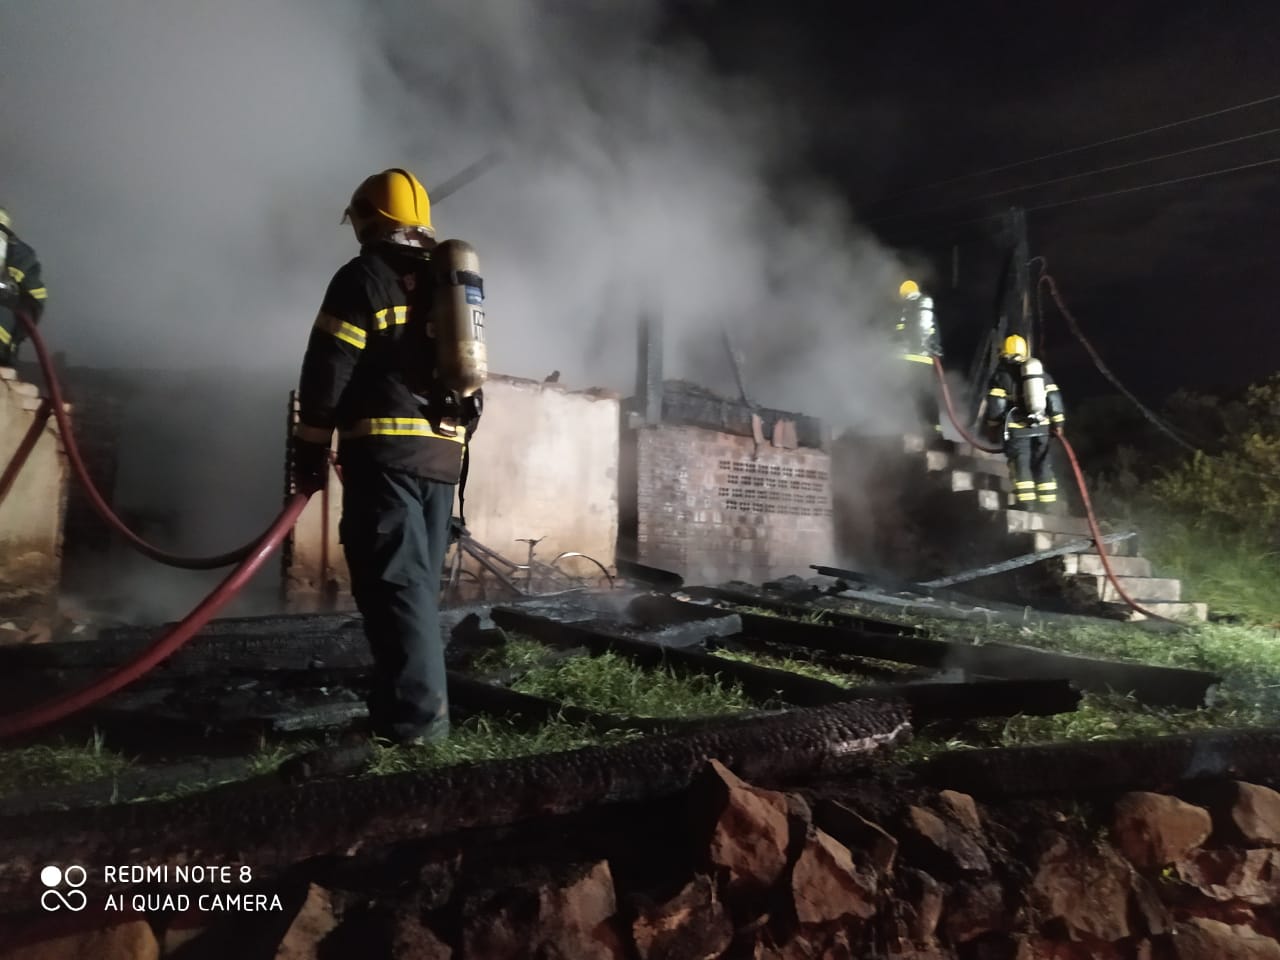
[871,126,1280,225]
[1039,269,1280,483]
[879,90,1280,200]
[882,155,1280,234]
[1036,273,1201,454]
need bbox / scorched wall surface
[633,423,834,585]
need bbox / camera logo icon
[40,865,88,912]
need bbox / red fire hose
[932,357,1002,454]
[930,357,1176,624]
[13,309,268,569]
[0,490,312,738]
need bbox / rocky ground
[2,760,1279,960]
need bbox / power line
[878,90,1280,201]
[1023,154,1280,214]
[871,126,1280,225]
[882,154,1280,236]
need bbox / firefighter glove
[290,439,331,495]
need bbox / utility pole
[635,312,663,425]
[965,206,1031,428]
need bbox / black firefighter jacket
[295,241,481,484]
[0,228,48,360]
[984,360,1066,439]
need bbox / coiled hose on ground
[931,357,1176,624]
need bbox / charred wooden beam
[0,699,910,903]
[683,584,917,637]
[490,607,1078,719]
[744,609,1215,707]
[913,728,1280,798]
[680,596,1218,709]
[0,628,370,676]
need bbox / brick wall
[633,423,834,585]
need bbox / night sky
[674,0,1280,402]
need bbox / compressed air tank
[1021,357,1047,420]
[430,239,488,397]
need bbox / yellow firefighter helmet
[899,279,920,298]
[343,168,434,241]
[1001,334,1029,361]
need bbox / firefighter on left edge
[0,207,49,367]
[289,168,482,746]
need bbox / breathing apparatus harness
[413,238,489,526]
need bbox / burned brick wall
[632,423,834,585]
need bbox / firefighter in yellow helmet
[984,334,1066,511]
[289,168,483,745]
[896,280,944,443]
[0,207,49,367]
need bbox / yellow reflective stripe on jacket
[28,287,47,300]
[340,417,465,443]
[373,305,409,331]
[901,353,934,364]
[1045,383,1060,393]
[988,387,1007,398]
[293,423,334,445]
[6,266,23,284]
[1050,414,1065,423]
[314,312,367,350]
[0,326,10,346]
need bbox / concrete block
[1120,600,1209,622]
[947,470,974,492]
[0,367,15,380]
[924,449,953,471]
[8,381,39,398]
[1096,575,1182,603]
[1061,553,1152,578]
[1005,511,1091,537]
[975,489,1002,511]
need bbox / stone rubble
[1,765,1278,959]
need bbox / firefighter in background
[289,168,483,745]
[984,334,1066,510]
[896,280,943,441]
[0,207,49,367]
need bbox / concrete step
[1116,600,1209,623]
[1060,553,1153,578]
[936,469,1009,494]
[1005,511,1092,537]
[1015,530,1142,557]
[926,449,1011,477]
[1072,574,1183,603]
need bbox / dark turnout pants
[339,463,455,742]
[1005,433,1057,510]
[904,358,941,438]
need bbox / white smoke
[1,0,921,614]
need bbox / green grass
[710,648,879,687]
[471,635,553,675]
[0,731,132,798]
[1132,518,1280,624]
[511,651,755,717]
[365,715,646,775]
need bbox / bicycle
[443,520,615,603]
